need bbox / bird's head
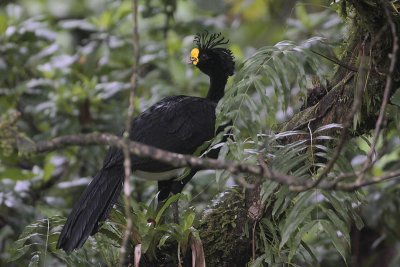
[190,32,235,77]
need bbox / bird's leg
[165,179,184,224]
[169,171,197,223]
[172,201,180,224]
[157,180,172,203]
[157,179,183,223]
[157,169,198,224]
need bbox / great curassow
[57,32,235,252]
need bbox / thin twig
[332,169,400,191]
[357,1,399,182]
[307,121,315,168]
[311,49,359,72]
[120,0,140,265]
[252,221,257,261]
[44,218,49,267]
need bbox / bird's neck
[207,75,228,102]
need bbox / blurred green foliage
[2,0,400,266]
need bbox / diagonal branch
[31,133,300,185]
[28,132,400,191]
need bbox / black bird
[57,32,235,252]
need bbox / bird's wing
[102,96,217,172]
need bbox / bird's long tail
[57,165,124,252]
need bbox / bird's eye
[201,54,209,60]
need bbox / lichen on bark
[195,1,400,266]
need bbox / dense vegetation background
[1,0,400,266]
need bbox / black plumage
[57,32,235,252]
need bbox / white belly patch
[133,168,185,181]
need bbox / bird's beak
[189,57,198,65]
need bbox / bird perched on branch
[57,32,235,252]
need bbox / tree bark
[195,1,400,266]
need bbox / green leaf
[320,220,349,265]
[261,181,279,204]
[260,218,279,245]
[314,123,343,133]
[323,208,350,246]
[155,193,182,224]
[300,240,320,266]
[288,221,316,261]
[158,234,170,248]
[390,88,400,107]
[28,254,40,267]
[181,210,195,231]
[272,186,290,216]
[249,254,267,267]
[0,168,34,180]
[0,13,7,34]
[43,162,55,182]
[280,191,315,249]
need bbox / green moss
[199,189,250,267]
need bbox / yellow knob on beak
[190,48,199,65]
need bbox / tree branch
[30,133,301,183]
[119,0,140,263]
[26,132,400,191]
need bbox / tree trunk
[195,1,400,266]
